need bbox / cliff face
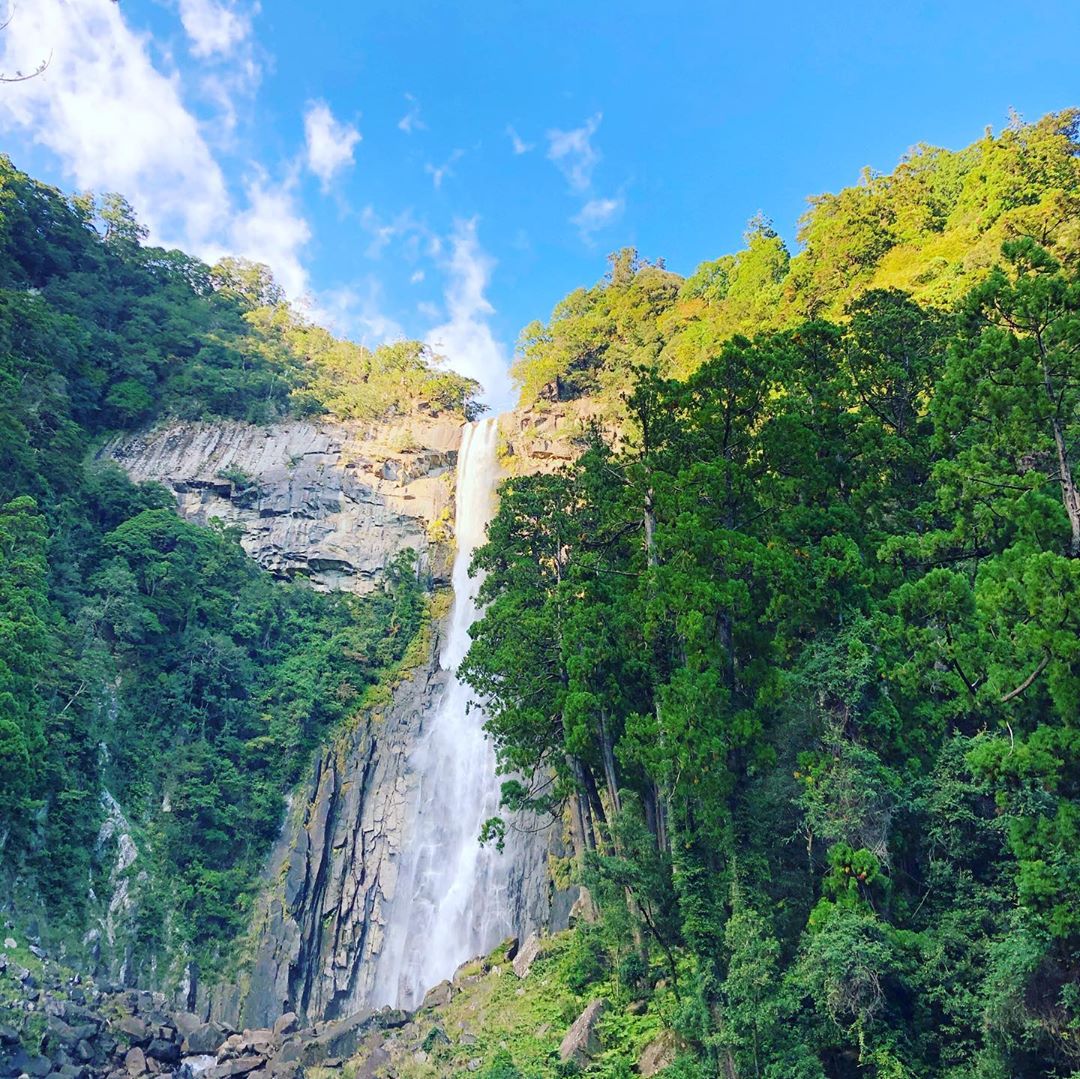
[102,409,568,1028]
[102,415,462,592]
[497,399,616,475]
[203,625,559,1031]
[203,627,448,1029]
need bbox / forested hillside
[464,112,1080,1077]
[2,107,1079,1079]
[0,156,472,974]
[513,111,1080,406]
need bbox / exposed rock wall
[100,410,568,1029]
[102,416,462,592]
[202,626,558,1030]
[497,399,618,476]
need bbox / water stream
[370,416,517,1009]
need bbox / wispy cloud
[506,124,534,155]
[410,270,425,284]
[358,206,427,260]
[230,171,312,299]
[425,148,464,190]
[545,111,626,243]
[177,0,256,59]
[573,195,624,242]
[304,100,361,189]
[397,92,426,134]
[425,219,510,408]
[311,281,405,346]
[0,0,231,251]
[0,0,320,304]
[547,112,602,192]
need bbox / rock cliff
[497,399,618,475]
[201,619,558,1031]
[102,416,462,592]
[100,409,569,1030]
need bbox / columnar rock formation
[102,416,462,592]
[102,410,574,1030]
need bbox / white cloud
[0,0,318,304]
[310,282,405,346]
[0,0,231,251]
[547,112,602,192]
[573,195,624,242]
[410,270,425,284]
[304,100,361,189]
[229,172,312,299]
[425,219,511,408]
[397,92,425,134]
[177,0,254,59]
[506,124,533,155]
[425,149,463,190]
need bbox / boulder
[183,1022,228,1055]
[451,956,487,985]
[638,1030,685,1078]
[271,1013,298,1039]
[266,1062,303,1079]
[117,1016,150,1045]
[216,1034,246,1061]
[44,1017,79,1050]
[173,1013,203,1039]
[421,980,452,1009]
[512,934,543,979]
[148,1038,182,1065]
[240,1029,276,1055]
[15,1052,53,1078]
[206,1056,265,1079]
[559,1000,607,1066]
[124,1047,147,1076]
[568,886,599,926]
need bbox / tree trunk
[1038,334,1080,556]
[598,707,621,815]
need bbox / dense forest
[0,155,475,973]
[463,111,1080,1077]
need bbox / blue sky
[0,1,1077,408]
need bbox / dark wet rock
[148,1038,181,1064]
[182,1023,227,1055]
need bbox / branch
[1000,653,1050,704]
[0,50,50,82]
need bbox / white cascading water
[371,416,518,1009]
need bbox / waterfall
[370,416,518,1009]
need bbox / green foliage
[465,213,1080,1075]
[0,156,433,971]
[512,111,1080,410]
